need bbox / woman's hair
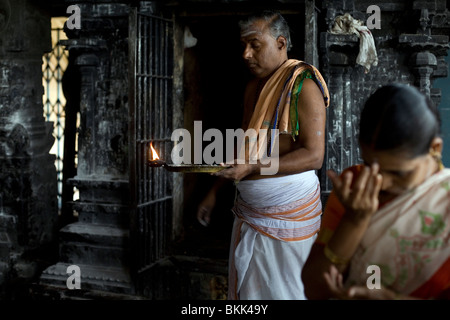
[239,10,292,51]
[359,83,441,158]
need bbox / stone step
[59,241,129,268]
[73,202,129,227]
[39,262,133,295]
[58,222,129,268]
[29,283,146,300]
[59,222,129,245]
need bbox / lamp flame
[150,142,160,160]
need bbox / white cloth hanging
[330,13,378,73]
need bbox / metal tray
[163,164,231,173]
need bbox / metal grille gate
[128,8,174,294]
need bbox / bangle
[323,244,350,266]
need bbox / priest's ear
[277,36,287,50]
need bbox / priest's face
[240,19,287,79]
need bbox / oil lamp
[147,141,230,173]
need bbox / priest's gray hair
[239,10,292,51]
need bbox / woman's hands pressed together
[313,163,384,289]
[327,163,383,224]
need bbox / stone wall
[0,0,448,300]
[318,0,449,202]
[0,0,57,298]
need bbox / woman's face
[360,144,436,196]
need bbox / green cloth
[289,69,315,141]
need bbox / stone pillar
[410,51,437,97]
[319,31,360,203]
[304,0,318,67]
[0,0,57,297]
[39,1,135,296]
[399,0,450,107]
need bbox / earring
[430,150,444,171]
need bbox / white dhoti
[228,170,322,300]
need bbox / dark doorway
[177,11,307,259]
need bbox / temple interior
[0,0,449,301]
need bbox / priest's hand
[211,162,256,182]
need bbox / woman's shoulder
[429,168,450,193]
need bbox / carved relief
[0,0,11,32]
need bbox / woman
[302,83,450,300]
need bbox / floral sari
[318,166,450,299]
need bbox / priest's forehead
[240,19,271,39]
